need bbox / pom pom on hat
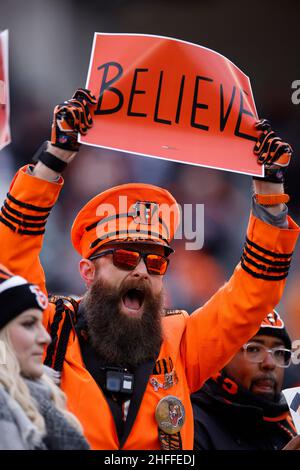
[0,264,48,329]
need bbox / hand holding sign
[81,33,261,176]
[254,119,293,169]
[51,88,97,152]
[252,118,293,187]
[32,88,97,175]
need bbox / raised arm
[182,120,299,392]
[0,89,97,294]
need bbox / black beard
[81,276,164,368]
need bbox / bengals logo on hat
[260,309,284,329]
[132,201,159,225]
[29,285,48,311]
[0,263,49,330]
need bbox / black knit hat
[255,309,291,350]
[0,264,48,329]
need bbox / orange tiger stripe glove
[51,88,97,152]
[253,119,293,183]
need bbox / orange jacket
[0,165,299,450]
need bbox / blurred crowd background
[1,0,300,385]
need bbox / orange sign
[81,33,262,176]
[0,30,10,152]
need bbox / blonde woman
[0,264,89,450]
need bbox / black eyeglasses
[243,342,293,368]
[89,248,169,275]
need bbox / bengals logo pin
[155,396,185,434]
[29,285,48,310]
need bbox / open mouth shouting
[121,288,146,318]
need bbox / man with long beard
[81,250,164,368]
[0,89,299,450]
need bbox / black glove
[51,88,97,152]
[253,119,293,183]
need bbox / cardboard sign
[81,33,262,176]
[283,387,300,434]
[0,30,11,152]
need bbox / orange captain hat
[71,183,180,259]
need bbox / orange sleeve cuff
[247,213,300,254]
[8,164,64,209]
[242,213,300,281]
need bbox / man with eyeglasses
[0,89,299,450]
[192,310,297,450]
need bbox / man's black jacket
[191,376,296,450]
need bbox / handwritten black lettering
[95,61,124,115]
[191,76,213,131]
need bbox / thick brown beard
[81,277,164,368]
